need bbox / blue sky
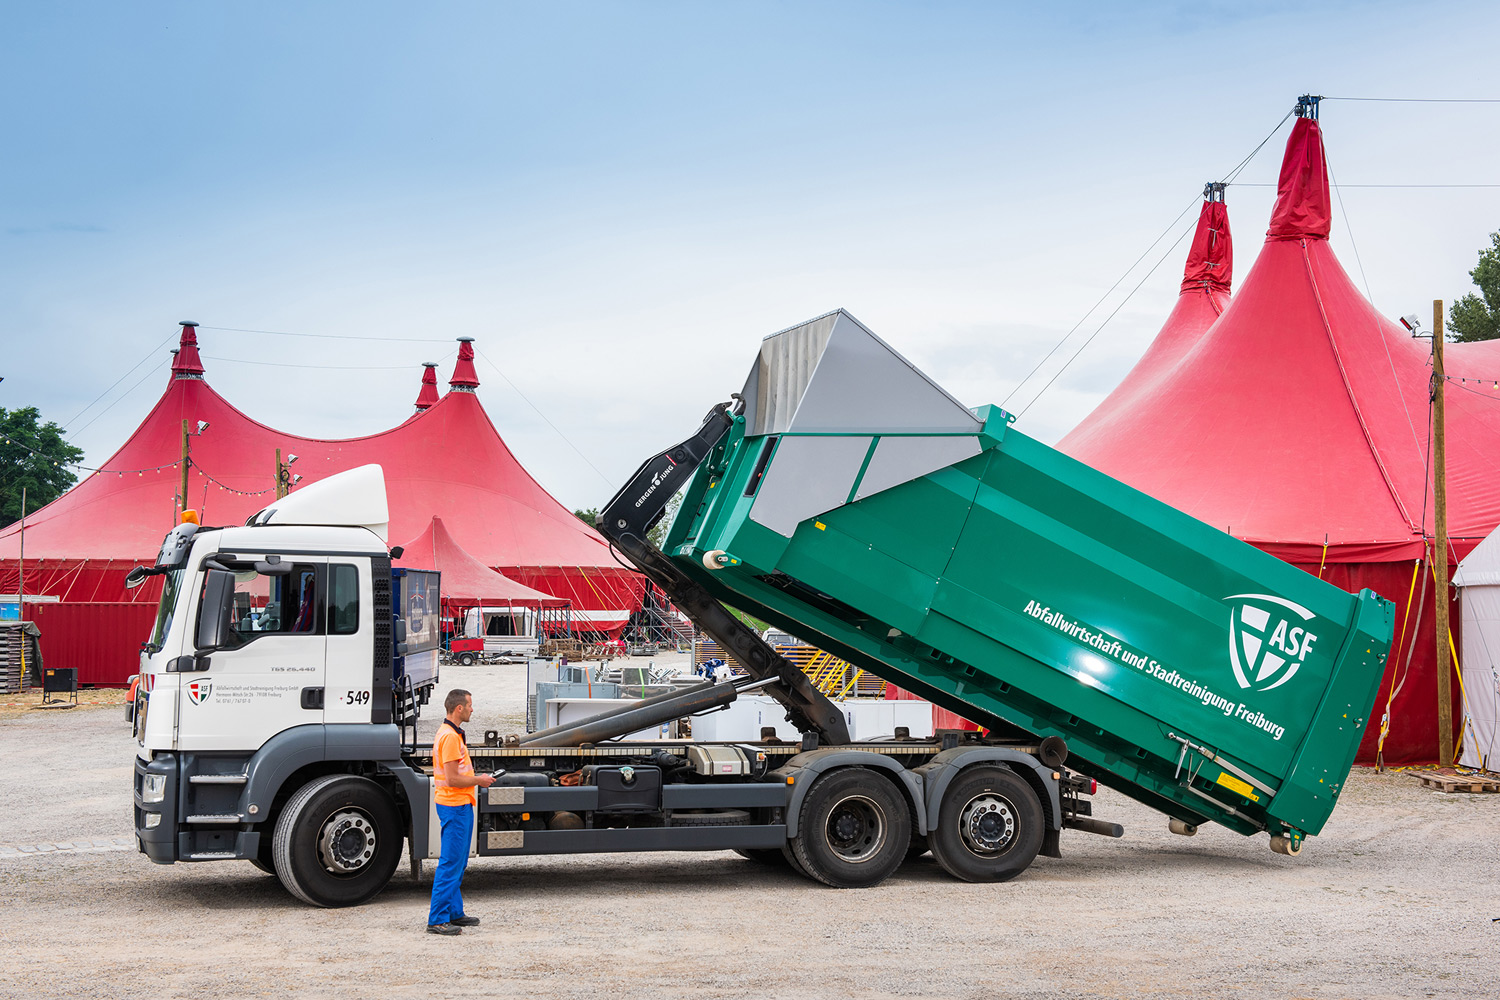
[4,1,1498,510]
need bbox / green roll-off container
[662,310,1393,847]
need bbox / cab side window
[202,562,322,650]
[329,564,360,635]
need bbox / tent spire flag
[171,321,205,380]
[414,362,439,412]
[449,336,480,392]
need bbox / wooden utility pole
[17,487,25,623]
[1432,299,1453,766]
[179,419,191,517]
[275,448,287,499]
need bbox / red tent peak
[172,321,206,379]
[449,337,480,392]
[1266,114,1331,242]
[414,362,440,412]
[1181,184,1233,294]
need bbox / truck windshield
[147,568,185,653]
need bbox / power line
[1323,96,1500,103]
[1231,182,1500,188]
[200,354,448,371]
[199,324,452,343]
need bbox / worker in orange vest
[427,688,495,935]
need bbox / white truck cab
[130,466,438,906]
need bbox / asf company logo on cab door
[186,679,213,705]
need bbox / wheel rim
[958,793,1016,856]
[822,794,886,864]
[317,808,378,875]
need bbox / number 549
[345,690,371,705]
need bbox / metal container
[661,310,1394,843]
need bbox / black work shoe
[450,915,480,927]
[426,923,462,936]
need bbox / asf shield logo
[1225,594,1319,693]
[186,680,213,705]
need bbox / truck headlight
[144,813,162,829]
[142,773,167,804]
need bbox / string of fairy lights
[1,432,272,496]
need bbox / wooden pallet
[1413,771,1500,793]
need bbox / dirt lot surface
[3,658,1498,999]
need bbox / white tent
[1451,532,1500,770]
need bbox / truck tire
[672,809,751,827]
[928,765,1042,883]
[272,774,403,908]
[788,768,910,888]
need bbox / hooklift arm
[597,402,852,745]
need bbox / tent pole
[1433,299,1453,766]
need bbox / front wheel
[928,766,1042,883]
[788,768,910,888]
[272,774,403,907]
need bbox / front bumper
[134,754,178,864]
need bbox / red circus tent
[1058,108,1500,764]
[394,515,567,609]
[0,327,643,682]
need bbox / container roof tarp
[1060,115,1500,563]
[395,515,567,608]
[0,326,641,629]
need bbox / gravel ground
[2,657,1498,999]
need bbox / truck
[128,310,1393,906]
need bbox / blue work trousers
[428,802,473,926]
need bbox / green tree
[576,493,682,549]
[1,407,84,526]
[1449,230,1500,342]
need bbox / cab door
[175,555,328,752]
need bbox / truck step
[187,851,238,860]
[189,774,248,785]
[185,814,242,824]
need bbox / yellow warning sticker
[814,521,826,531]
[1216,771,1260,802]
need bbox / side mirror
[196,569,235,651]
[124,566,159,590]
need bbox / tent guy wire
[1003,108,1293,412]
[472,344,613,487]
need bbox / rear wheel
[929,766,1042,883]
[788,768,910,888]
[272,774,403,907]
